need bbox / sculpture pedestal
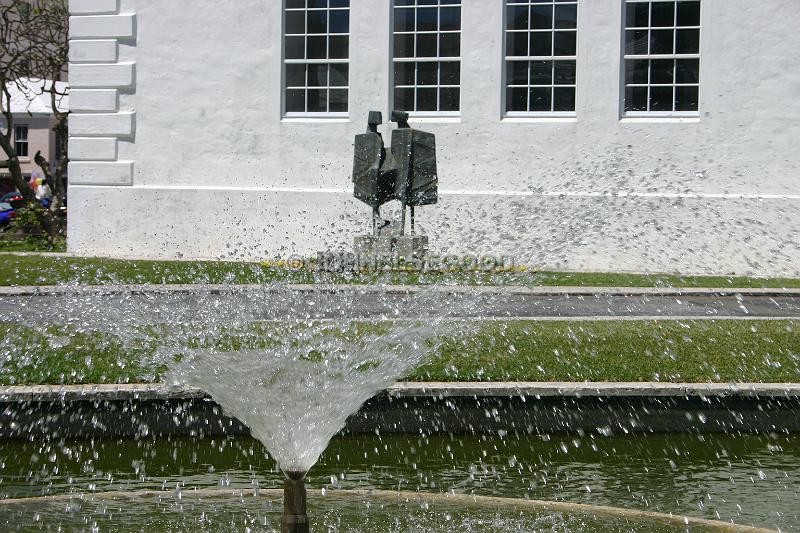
[354,235,428,260]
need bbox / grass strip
[1,255,800,288]
[1,320,797,386]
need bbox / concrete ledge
[0,488,776,533]
[2,382,798,403]
[1,283,799,298]
[2,382,799,438]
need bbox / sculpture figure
[352,110,438,238]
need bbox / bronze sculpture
[352,110,438,240]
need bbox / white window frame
[621,0,701,118]
[14,125,29,158]
[282,0,351,119]
[503,0,579,118]
[391,0,462,118]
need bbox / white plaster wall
[69,0,800,276]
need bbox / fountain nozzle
[282,471,309,533]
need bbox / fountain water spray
[167,307,466,531]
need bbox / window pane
[330,0,349,7]
[285,11,305,34]
[626,30,648,55]
[329,36,349,58]
[530,60,552,85]
[395,88,415,111]
[507,5,528,30]
[329,89,348,112]
[440,7,460,31]
[416,7,437,31]
[329,9,349,33]
[553,31,576,56]
[440,61,460,85]
[675,29,699,53]
[554,4,577,29]
[395,8,415,31]
[417,61,438,85]
[675,58,699,83]
[649,86,673,111]
[530,32,552,56]
[307,89,328,112]
[307,64,327,86]
[625,2,649,28]
[395,34,415,57]
[554,60,576,85]
[285,36,305,59]
[531,5,553,30]
[308,0,327,8]
[330,63,348,86]
[417,88,438,111]
[676,1,700,26]
[650,59,674,84]
[553,87,575,111]
[650,29,673,54]
[286,89,306,112]
[530,87,552,111]
[650,2,674,27]
[417,33,437,57]
[439,33,460,57]
[507,60,528,85]
[625,86,648,111]
[625,59,648,84]
[286,0,305,9]
[307,36,327,58]
[286,64,306,87]
[507,87,528,112]
[307,10,327,33]
[439,88,459,111]
[675,85,698,111]
[395,62,415,85]
[507,31,528,56]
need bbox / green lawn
[1,320,797,386]
[1,254,800,288]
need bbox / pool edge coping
[2,382,799,403]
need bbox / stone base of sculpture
[354,235,428,260]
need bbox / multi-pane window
[393,0,461,115]
[14,125,28,157]
[505,0,578,115]
[623,0,701,115]
[284,0,350,115]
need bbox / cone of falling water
[282,471,309,533]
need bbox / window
[505,0,578,115]
[283,0,350,116]
[392,0,461,115]
[623,0,701,116]
[14,126,28,158]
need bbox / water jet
[281,471,309,533]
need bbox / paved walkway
[0,284,798,322]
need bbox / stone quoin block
[69,137,118,161]
[69,14,135,40]
[70,112,135,137]
[69,62,135,88]
[69,161,134,186]
[69,89,118,112]
[69,40,118,63]
[69,0,119,15]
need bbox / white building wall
[67,0,800,276]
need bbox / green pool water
[0,432,797,531]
